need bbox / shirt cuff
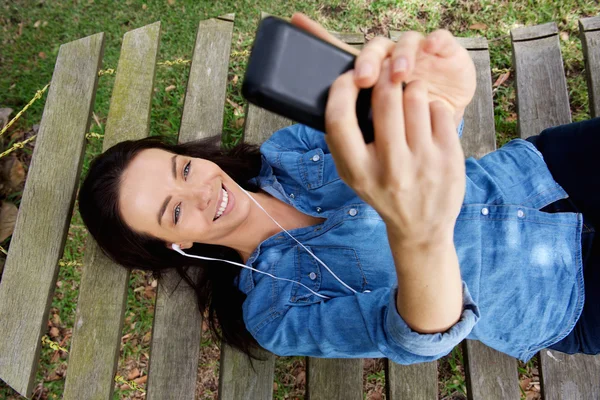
[457,118,465,138]
[386,281,480,357]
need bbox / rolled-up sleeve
[248,280,480,365]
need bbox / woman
[79,13,598,363]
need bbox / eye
[183,160,191,180]
[174,203,181,225]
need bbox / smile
[214,185,230,221]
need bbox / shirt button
[481,207,489,216]
[309,272,317,280]
[289,193,295,199]
[312,154,320,162]
[517,209,525,218]
[316,207,322,213]
[348,208,358,216]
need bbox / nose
[184,183,213,211]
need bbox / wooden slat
[62,22,160,400]
[459,36,520,400]
[307,358,363,400]
[512,22,600,399]
[146,15,234,400]
[217,13,280,400]
[511,23,571,138]
[387,361,437,400]
[0,32,104,397]
[303,28,364,400]
[579,16,600,117]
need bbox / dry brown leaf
[234,117,245,129]
[560,32,569,41]
[49,327,60,338]
[295,370,306,385]
[38,52,47,59]
[493,71,511,87]
[469,23,488,30]
[142,4,147,10]
[128,368,140,380]
[0,201,18,242]
[142,331,151,343]
[9,158,25,188]
[151,279,157,288]
[165,84,176,92]
[143,285,155,299]
[34,20,42,28]
[520,377,531,390]
[273,382,278,391]
[0,108,13,128]
[368,392,383,400]
[232,75,239,85]
[134,375,147,384]
[226,98,244,116]
[167,0,175,4]
[122,333,131,342]
[46,372,62,382]
[52,313,61,326]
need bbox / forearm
[454,107,465,129]
[387,228,463,334]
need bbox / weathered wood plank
[217,13,280,400]
[579,16,600,117]
[512,22,600,399]
[62,22,160,400]
[459,35,521,400]
[146,16,234,400]
[511,23,571,138]
[303,27,365,400]
[0,32,104,397]
[307,358,363,400]
[540,351,600,400]
[387,361,437,400]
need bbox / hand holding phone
[242,16,375,143]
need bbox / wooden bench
[1,12,599,400]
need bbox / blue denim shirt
[239,123,584,364]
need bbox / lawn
[0,0,598,399]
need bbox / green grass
[0,0,598,399]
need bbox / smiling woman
[78,134,268,355]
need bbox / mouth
[213,184,230,221]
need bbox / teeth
[214,188,229,220]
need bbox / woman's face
[118,148,252,247]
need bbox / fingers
[353,36,395,87]
[430,100,459,149]
[371,59,408,171]
[403,80,433,153]
[290,13,359,56]
[325,70,370,182]
[390,31,426,83]
[424,29,459,58]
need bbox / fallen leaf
[0,108,13,128]
[142,331,151,343]
[134,375,147,384]
[92,112,102,128]
[42,21,48,27]
[295,370,305,385]
[8,158,25,188]
[17,22,23,37]
[56,281,63,288]
[165,84,176,92]
[120,384,131,390]
[520,377,531,390]
[128,368,140,380]
[34,20,42,28]
[560,31,569,41]
[273,382,278,391]
[52,313,61,326]
[142,4,147,10]
[232,75,238,85]
[39,52,47,59]
[122,333,131,342]
[234,117,245,129]
[143,285,155,299]
[226,98,244,116]
[49,327,60,338]
[469,23,488,30]
[368,392,382,400]
[46,372,62,382]
[493,71,511,87]
[151,279,157,288]
[0,201,18,242]
[167,0,175,4]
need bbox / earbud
[171,243,181,251]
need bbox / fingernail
[355,63,373,79]
[393,57,408,73]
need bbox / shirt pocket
[290,245,368,304]
[297,149,340,190]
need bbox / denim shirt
[239,123,584,364]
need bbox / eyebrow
[157,155,178,226]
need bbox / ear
[166,241,194,250]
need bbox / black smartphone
[242,16,374,143]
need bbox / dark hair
[78,135,263,358]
